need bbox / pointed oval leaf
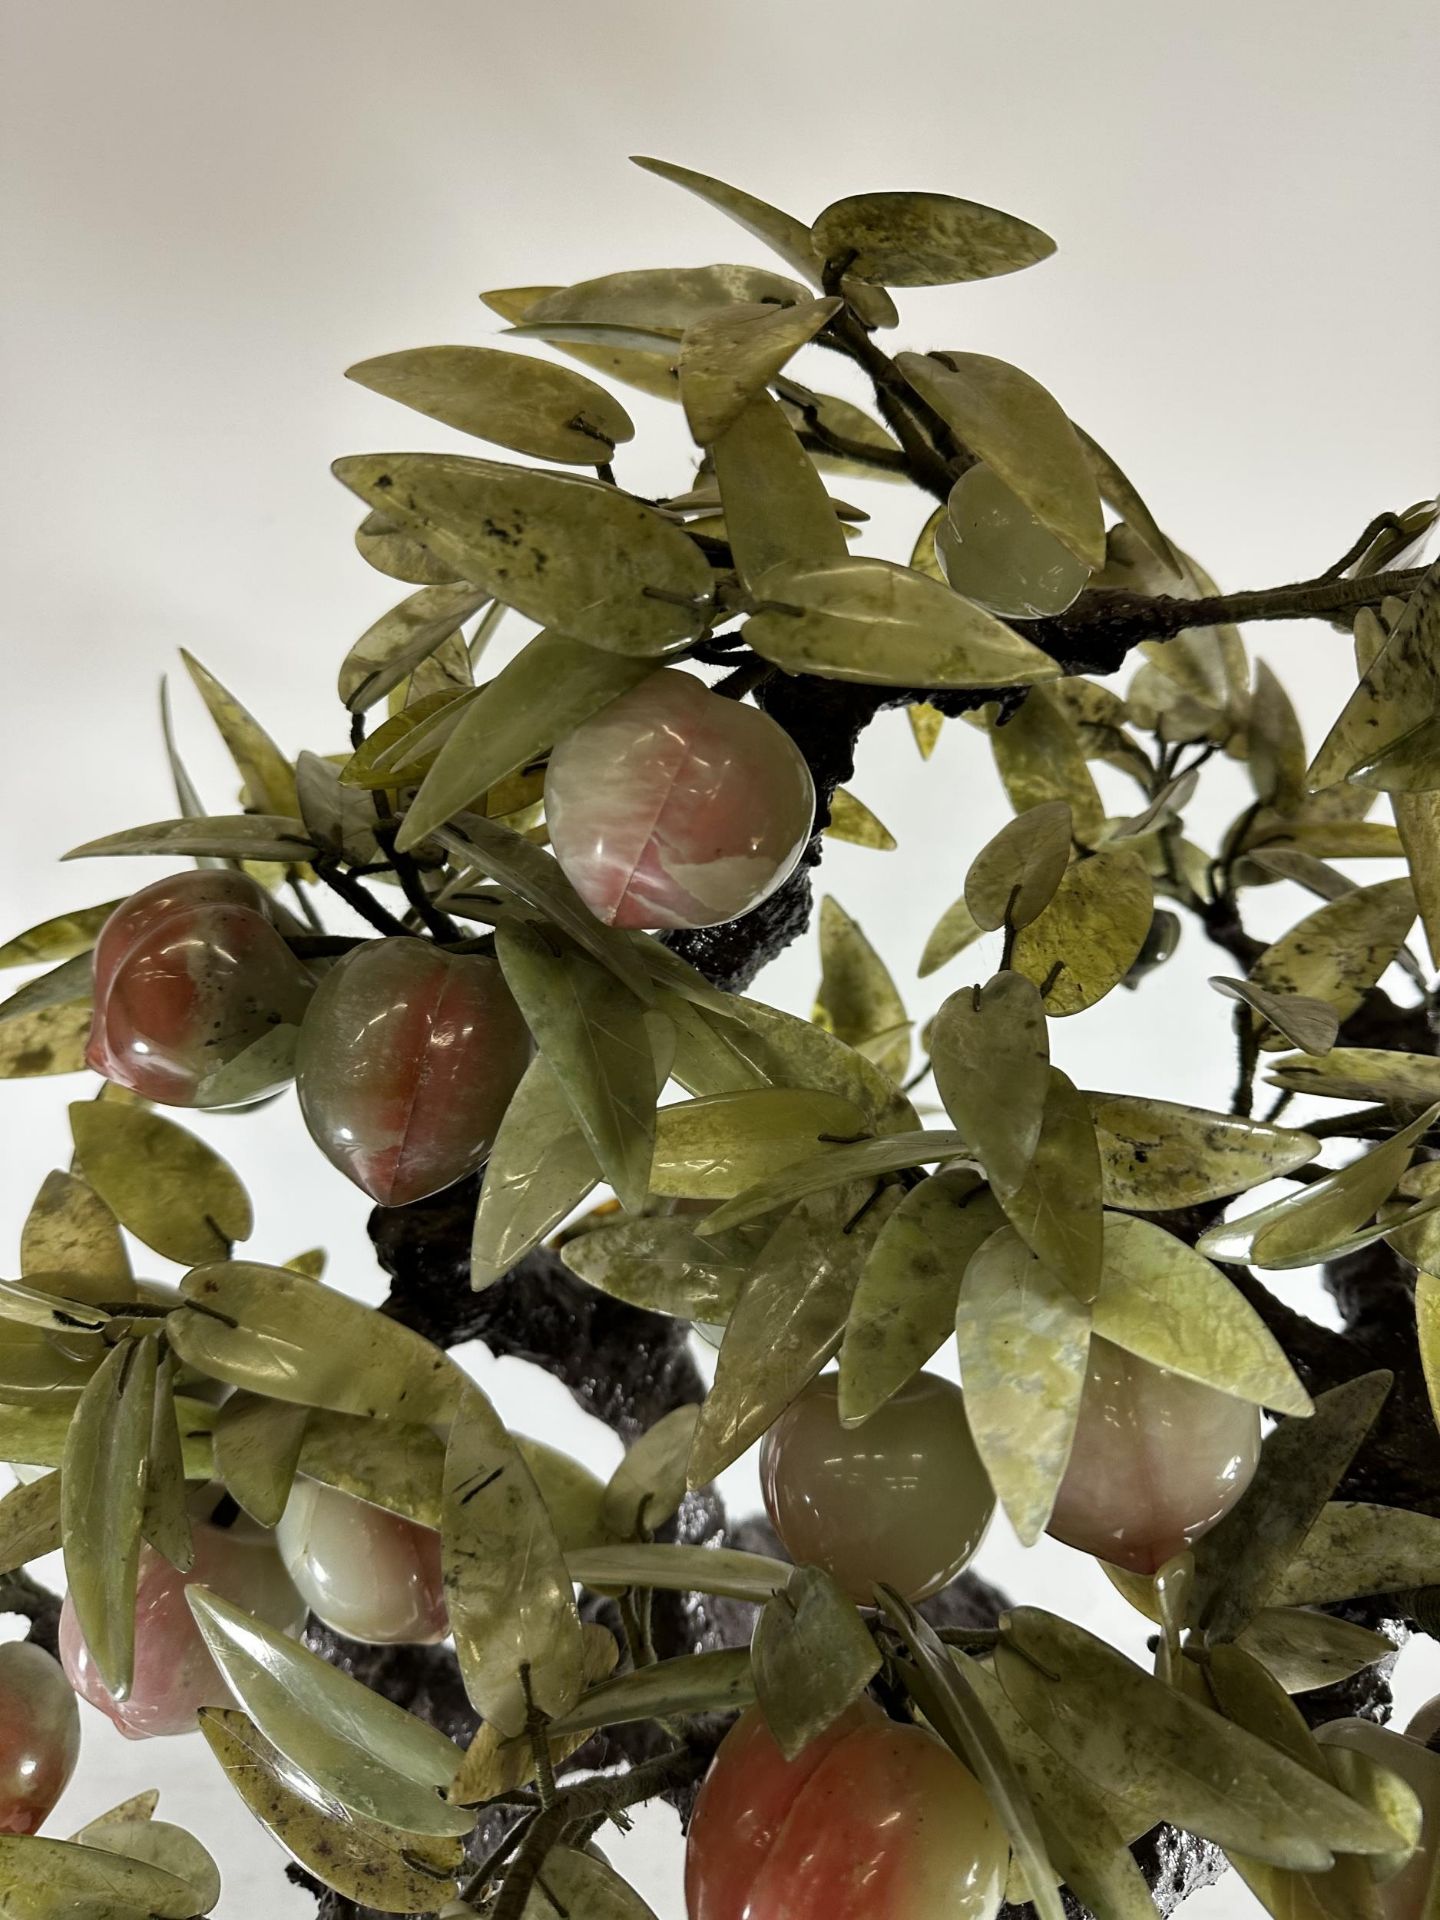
[811,191,1056,287]
[987,686,1105,847]
[143,1348,195,1572]
[24,1167,134,1284]
[545,1646,755,1737]
[213,1391,308,1529]
[0,1471,62,1575]
[64,814,316,863]
[526,263,810,331]
[701,1128,973,1236]
[356,506,467,585]
[813,895,909,1087]
[1264,1047,1440,1106]
[338,582,492,712]
[602,1405,701,1537]
[0,1000,91,1078]
[1086,1093,1320,1209]
[0,952,93,1025]
[296,1412,443,1529]
[712,391,849,589]
[0,901,121,970]
[519,1846,660,1920]
[996,1067,1103,1303]
[965,802,1073,933]
[752,1567,882,1760]
[180,652,298,818]
[559,1213,759,1323]
[77,1818,220,1914]
[825,788,896,851]
[918,894,986,978]
[566,1540,790,1601]
[1210,976,1340,1056]
[931,970,1050,1193]
[470,1053,600,1289]
[1248,878,1417,1047]
[0,1835,198,1919]
[680,296,840,446]
[332,454,712,658]
[1308,560,1440,789]
[448,1623,618,1807]
[1012,848,1154,1016]
[1234,1608,1397,1695]
[649,1086,870,1204]
[1270,1502,1440,1608]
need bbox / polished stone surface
[939,463,1091,618]
[277,1477,447,1645]
[297,937,531,1206]
[545,669,815,931]
[1046,1336,1261,1575]
[0,1642,80,1834]
[759,1372,995,1605]
[1316,1717,1440,1918]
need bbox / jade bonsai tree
[2,155,1439,1920]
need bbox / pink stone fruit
[277,1479,447,1645]
[0,1642,80,1833]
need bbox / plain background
[3,1,1438,1912]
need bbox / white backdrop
[3,1,1438,1913]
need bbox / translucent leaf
[213,1391,308,1530]
[838,1168,1004,1426]
[602,1406,701,1537]
[180,652,299,819]
[1270,1501,1440,1608]
[680,296,839,446]
[470,1053,601,1290]
[518,1847,660,1920]
[1264,1046,1440,1106]
[355,506,468,585]
[1308,559,1440,789]
[1247,877,1417,1048]
[346,344,634,464]
[0,901,120,971]
[67,1103,251,1265]
[20,1172,131,1288]
[1011,848,1154,1015]
[75,1818,220,1914]
[442,1379,584,1737]
[996,1067,1103,1303]
[752,1567,881,1760]
[294,1412,443,1529]
[811,190,1056,287]
[908,700,945,759]
[170,1262,460,1425]
[546,1647,755,1739]
[699,1128,973,1236]
[565,1540,789,1601]
[824,788,896,850]
[745,555,1061,688]
[448,1624,618,1806]
[648,1086,870,1204]
[965,801,1073,933]
[340,688,474,791]
[1235,1608,1397,1694]
[483,283,682,401]
[0,1471,62,1575]
[64,814,315,863]
[1094,1214,1311,1414]
[711,391,848,589]
[199,1708,461,1913]
[1072,424,1184,580]
[143,1348,195,1572]
[338,582,491,712]
[931,970,1050,1193]
[1085,1094,1320,1208]
[0,1000,91,1078]
[294,753,380,868]
[188,1587,469,1835]
[1247,659,1309,811]
[62,1336,157,1699]
[918,894,986,978]
[332,454,713,659]
[524,263,809,331]
[1209,976,1340,1055]
[955,1225,1091,1543]
[812,896,909,1087]
[0,1835,199,1919]
[559,1213,761,1323]
[897,353,1103,566]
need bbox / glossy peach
[60,1521,303,1738]
[1046,1336,1261,1575]
[276,1478,447,1644]
[544,670,815,930]
[760,1373,994,1604]
[685,1703,1006,1920]
[86,870,314,1107]
[296,938,531,1206]
[939,464,1091,618]
[0,1642,80,1834]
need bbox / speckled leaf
[400,632,655,846]
[1308,560,1440,790]
[931,970,1050,1194]
[0,901,121,971]
[753,1568,882,1760]
[560,1213,760,1323]
[825,788,896,850]
[470,1053,601,1289]
[340,688,473,791]
[293,1413,443,1529]
[67,1791,161,1841]
[1264,1046,1440,1106]
[75,1817,219,1913]
[1072,425,1184,579]
[1198,1103,1440,1268]
[68,1103,250,1266]
[955,1225,1091,1543]
[525,263,809,332]
[355,506,467,585]
[908,700,945,758]
[346,344,633,465]
[0,1000,90,1078]
[338,582,491,712]
[1095,1214,1311,1413]
[1011,848,1154,1015]
[995,1609,1399,1870]
[689,1183,900,1486]
[1268,1501,1440,1607]
[199,1708,461,1913]
[811,190,1056,287]
[701,1128,972,1236]
[995,1067,1103,1303]
[1209,976,1340,1055]
[62,1336,156,1699]
[918,894,985,978]
[1085,1093,1320,1208]
[188,1586,469,1835]
[1235,1608,1397,1694]
[1247,878,1417,1048]
[180,652,298,818]
[294,753,380,868]
[170,1262,460,1425]
[602,1406,700,1537]
[987,690,1104,850]
[1247,660,1308,811]
[745,555,1061,688]
[681,296,839,446]
[64,814,315,863]
[839,1168,1003,1425]
[213,1391,308,1530]
[812,896,909,1086]
[517,1847,659,1920]
[332,454,712,659]
[1190,1370,1393,1640]
[545,1647,755,1737]
[965,802,1073,933]
[449,1624,618,1806]
[143,1349,194,1572]
[0,1834,200,1918]
[0,1469,62,1574]
[896,353,1103,566]
[711,391,848,589]
[648,1087,870,1204]
[483,283,682,401]
[567,1540,789,1601]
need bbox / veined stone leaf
[340,687,473,791]
[996,1609,1401,1870]
[0,1470,62,1574]
[965,801,1073,932]
[649,1086,871,1204]
[1072,425,1184,580]
[680,296,840,446]
[931,970,1049,1194]
[567,1540,790,1601]
[752,1567,881,1761]
[545,1647,755,1736]
[399,633,655,847]
[170,1262,460,1425]
[338,582,491,712]
[1209,976,1340,1056]
[712,391,849,588]
[496,922,657,1215]
[180,652,298,819]
[483,283,682,401]
[1198,1104,1440,1268]
[143,1349,195,1573]
[346,344,634,465]
[1085,1093,1320,1209]
[449,1623,617,1806]
[1247,878,1417,1048]
[470,1053,601,1289]
[64,814,316,863]
[332,453,713,659]
[955,1226,1091,1543]
[356,506,468,585]
[0,901,119,971]
[897,352,1103,566]
[996,1068,1103,1303]
[688,1183,900,1485]
[1205,1642,1331,1788]
[442,1379,584,1737]
[811,190,1056,287]
[73,1816,219,1913]
[525,263,810,331]
[188,1587,470,1836]
[1011,848,1154,1015]
[560,1211,763,1323]
[0,1833,201,1918]
[213,1391,308,1530]
[825,787,896,850]
[295,1413,443,1530]
[1094,1215,1310,1414]
[62,1336,156,1700]
[1308,559,1440,790]
[200,1708,462,1913]
[918,893,986,978]
[700,1128,972,1236]
[0,1000,91,1078]
[294,752,381,867]
[516,1847,660,1920]
[1264,1047,1440,1105]
[602,1405,700,1537]
[745,555,1061,688]
[838,1168,1004,1426]
[69,1103,252,1265]
[812,895,909,1086]
[1234,1608,1398,1695]
[1271,1501,1440,1607]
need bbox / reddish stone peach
[760,1373,994,1604]
[686,1703,1006,1920]
[0,1642,80,1834]
[276,1478,447,1644]
[1046,1336,1261,1575]
[87,870,313,1107]
[60,1521,303,1738]
[296,938,531,1206]
[544,670,815,930]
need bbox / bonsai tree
[2,155,1439,1920]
